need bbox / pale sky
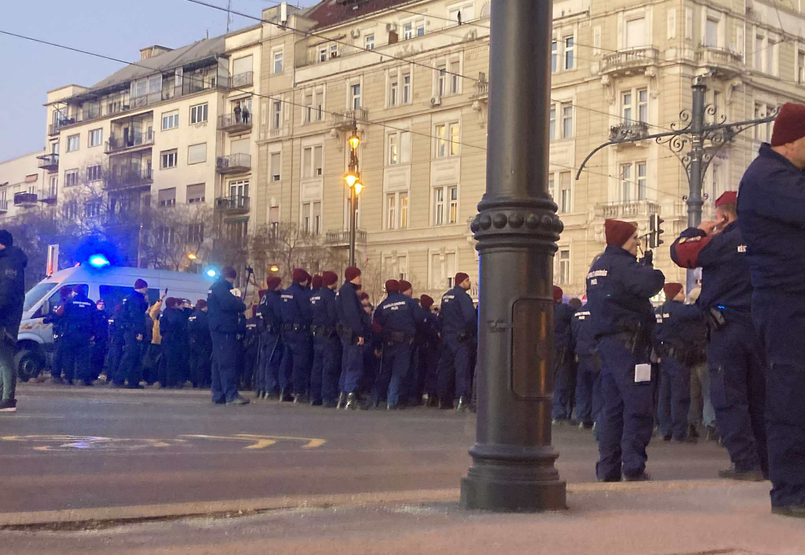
[0,0,318,162]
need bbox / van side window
[36,284,89,319]
[99,285,160,312]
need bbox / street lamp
[187,253,198,261]
[269,264,280,273]
[344,122,363,267]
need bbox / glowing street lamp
[187,253,198,261]
[345,122,364,267]
[270,265,280,273]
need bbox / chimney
[140,45,172,61]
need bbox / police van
[17,265,214,382]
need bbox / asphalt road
[2,383,733,517]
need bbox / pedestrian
[736,102,805,518]
[207,267,250,405]
[116,280,150,389]
[552,286,576,424]
[0,230,27,413]
[586,219,665,482]
[335,266,368,409]
[309,271,341,407]
[654,282,701,443]
[242,105,250,124]
[234,103,242,123]
[672,191,768,480]
[437,272,477,411]
[145,295,165,386]
[44,286,73,384]
[259,276,285,400]
[188,299,212,388]
[160,298,189,388]
[280,268,313,403]
[572,300,599,430]
[89,299,109,384]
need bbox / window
[229,179,249,201]
[430,251,457,289]
[85,202,101,218]
[558,249,570,285]
[365,34,375,50]
[233,55,253,78]
[549,107,556,140]
[637,162,647,200]
[434,188,445,225]
[226,220,249,246]
[434,186,458,225]
[621,164,632,203]
[190,103,208,124]
[798,51,805,84]
[619,161,647,202]
[449,59,460,95]
[304,88,324,123]
[384,192,409,230]
[314,89,324,121]
[273,49,283,74]
[187,183,205,204]
[437,65,446,97]
[638,89,648,122]
[622,89,648,123]
[435,122,459,158]
[448,3,475,25]
[386,131,411,165]
[403,19,425,40]
[48,175,58,197]
[155,226,175,245]
[302,201,322,235]
[66,134,80,152]
[319,47,327,62]
[548,174,555,199]
[623,92,633,122]
[89,128,103,147]
[388,134,398,165]
[87,165,102,182]
[162,110,179,130]
[402,73,411,104]
[400,192,409,228]
[562,105,573,138]
[389,76,399,106]
[272,100,282,129]
[626,18,645,48]
[448,186,458,223]
[302,145,323,178]
[269,206,280,233]
[551,40,558,73]
[350,83,361,109]
[705,16,719,47]
[188,223,204,244]
[330,44,339,59]
[65,169,79,187]
[755,34,764,71]
[559,171,571,213]
[187,143,206,165]
[158,188,176,207]
[161,149,178,169]
[564,36,574,69]
[386,194,397,229]
[766,37,777,76]
[270,152,281,181]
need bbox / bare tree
[140,202,215,271]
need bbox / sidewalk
[1,480,802,555]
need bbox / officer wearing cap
[587,219,665,482]
[259,276,285,400]
[45,286,74,384]
[572,298,598,429]
[417,295,442,407]
[310,271,341,407]
[117,279,150,389]
[737,103,805,518]
[654,282,702,443]
[188,299,211,388]
[552,286,576,424]
[207,267,249,405]
[280,268,313,403]
[437,272,477,411]
[60,284,96,387]
[335,266,368,409]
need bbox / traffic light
[649,214,665,249]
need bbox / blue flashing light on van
[88,254,111,268]
[206,269,217,278]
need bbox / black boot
[294,394,310,404]
[345,392,360,410]
[426,395,440,408]
[280,390,293,402]
[439,399,454,410]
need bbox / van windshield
[23,282,59,313]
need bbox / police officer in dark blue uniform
[552,286,576,423]
[673,191,768,480]
[89,299,109,383]
[736,103,805,518]
[59,285,95,386]
[259,276,285,400]
[437,272,477,411]
[160,298,188,388]
[572,301,599,429]
[654,282,701,443]
[280,268,313,403]
[188,299,211,388]
[335,266,368,409]
[310,271,341,407]
[587,219,665,482]
[116,279,150,389]
[207,267,249,406]
[44,286,73,384]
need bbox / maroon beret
[604,219,637,248]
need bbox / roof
[305,0,415,29]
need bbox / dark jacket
[654,301,702,348]
[374,292,418,337]
[440,286,477,337]
[0,245,27,341]
[120,290,149,337]
[554,302,575,353]
[207,279,247,334]
[280,282,313,327]
[336,282,367,337]
[259,290,283,333]
[738,143,805,293]
[160,307,188,344]
[93,308,109,344]
[311,287,338,329]
[63,293,96,337]
[586,245,665,339]
[571,308,596,357]
[188,308,211,348]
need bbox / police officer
[572,300,599,429]
[188,299,212,389]
[160,298,188,388]
[587,219,665,482]
[0,230,26,413]
[416,294,442,407]
[242,305,263,391]
[672,191,768,479]
[59,285,95,387]
[89,299,109,384]
[106,303,125,383]
[437,272,477,411]
[259,276,285,400]
[335,266,368,409]
[654,283,701,443]
[116,279,150,389]
[280,268,313,403]
[44,286,73,384]
[207,267,249,405]
[309,271,341,407]
[552,286,576,424]
[736,103,805,517]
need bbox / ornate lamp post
[344,123,363,267]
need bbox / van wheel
[15,350,44,383]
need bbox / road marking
[180,433,326,450]
[2,435,188,452]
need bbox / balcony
[38,188,58,204]
[600,46,659,77]
[14,192,38,207]
[105,168,154,191]
[216,154,251,175]
[594,200,659,220]
[609,121,650,142]
[230,71,254,88]
[215,195,250,215]
[218,113,253,134]
[697,46,744,79]
[48,119,74,136]
[325,229,368,247]
[469,80,488,101]
[105,131,155,155]
[37,153,59,172]
[332,108,368,130]
[0,200,8,213]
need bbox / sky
[0,0,318,162]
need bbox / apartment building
[249,0,805,300]
[0,149,46,220]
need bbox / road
[1,382,733,518]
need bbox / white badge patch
[634,364,652,383]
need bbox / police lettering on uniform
[116,279,150,389]
[572,303,599,429]
[552,286,576,424]
[654,282,702,443]
[437,272,477,411]
[280,268,313,403]
[187,299,212,389]
[335,266,368,409]
[736,103,805,518]
[258,277,284,401]
[587,219,664,482]
[310,271,341,408]
[207,267,249,406]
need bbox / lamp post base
[460,472,566,513]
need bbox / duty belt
[311,325,335,338]
[383,330,413,345]
[282,323,309,333]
